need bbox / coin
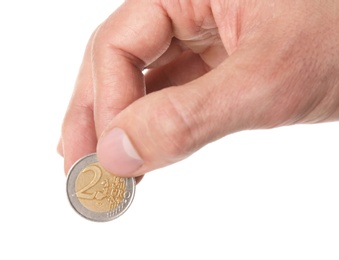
[66,153,136,222]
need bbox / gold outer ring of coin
[66,153,136,222]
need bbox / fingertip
[57,138,64,157]
[97,127,144,177]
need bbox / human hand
[58,0,339,178]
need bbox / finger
[146,37,187,69]
[57,137,63,156]
[145,51,210,93]
[60,31,98,174]
[92,1,173,136]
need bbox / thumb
[96,85,223,178]
[96,49,302,178]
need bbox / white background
[0,1,338,259]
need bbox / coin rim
[66,153,136,222]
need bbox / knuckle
[149,90,196,160]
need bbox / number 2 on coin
[76,165,102,200]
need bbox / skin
[58,0,339,179]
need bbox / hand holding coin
[58,1,339,181]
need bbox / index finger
[92,0,173,136]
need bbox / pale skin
[58,0,339,180]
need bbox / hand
[58,0,339,178]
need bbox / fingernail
[97,128,143,175]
